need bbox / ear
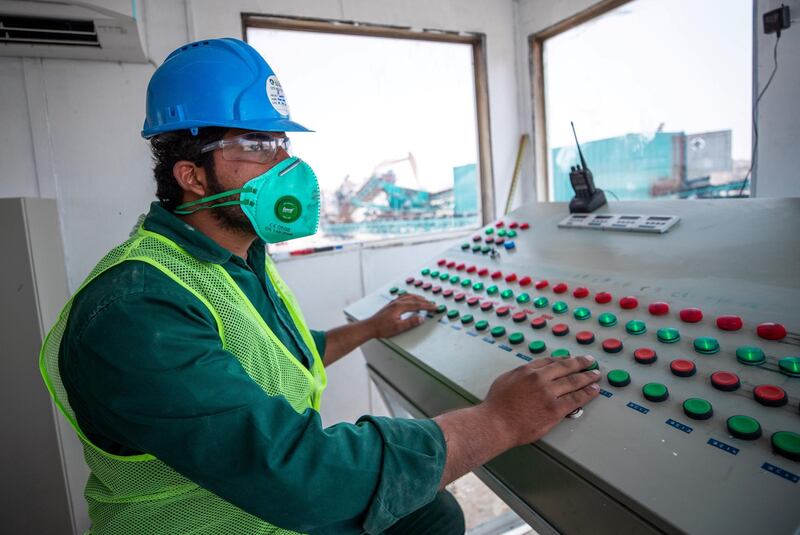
[173,160,208,199]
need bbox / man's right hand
[433,355,601,488]
[480,355,601,447]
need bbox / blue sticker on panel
[665,419,693,434]
[438,319,448,325]
[498,344,512,352]
[482,337,496,345]
[466,331,478,337]
[707,438,739,455]
[516,353,532,362]
[599,389,613,398]
[451,325,462,331]
[626,402,650,414]
[761,463,799,483]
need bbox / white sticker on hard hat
[266,75,290,116]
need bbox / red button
[472,235,481,242]
[496,221,505,228]
[595,292,612,304]
[756,322,787,341]
[715,315,742,331]
[414,280,423,287]
[480,302,494,311]
[478,268,489,277]
[619,296,639,310]
[710,371,740,391]
[680,308,703,323]
[467,296,480,306]
[519,276,532,286]
[442,289,454,298]
[754,384,787,407]
[602,338,623,353]
[496,306,511,317]
[552,323,570,336]
[437,259,447,266]
[454,293,466,302]
[576,331,595,345]
[495,238,505,245]
[456,263,466,271]
[530,317,547,329]
[535,280,549,290]
[446,261,456,268]
[466,265,477,274]
[491,271,503,280]
[670,359,696,377]
[520,222,530,230]
[573,287,589,298]
[505,273,518,283]
[432,286,442,294]
[422,282,432,291]
[405,277,415,284]
[509,222,519,229]
[512,311,527,323]
[485,237,495,244]
[553,283,568,294]
[648,302,670,316]
[633,347,657,364]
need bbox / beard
[205,167,256,236]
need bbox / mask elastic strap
[174,187,255,215]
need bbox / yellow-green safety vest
[40,227,327,534]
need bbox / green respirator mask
[175,157,320,243]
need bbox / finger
[392,315,425,333]
[551,369,601,397]
[522,357,556,370]
[557,383,601,415]
[391,299,437,314]
[392,293,435,308]
[538,355,596,381]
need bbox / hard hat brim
[142,117,313,139]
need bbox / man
[40,38,600,534]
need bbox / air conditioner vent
[0,15,99,47]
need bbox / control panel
[346,199,799,534]
[558,213,680,233]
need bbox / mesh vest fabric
[40,228,327,535]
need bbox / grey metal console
[345,199,800,535]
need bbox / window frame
[242,13,496,247]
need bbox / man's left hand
[366,293,437,339]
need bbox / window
[245,17,491,253]
[533,0,753,201]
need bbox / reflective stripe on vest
[40,227,326,535]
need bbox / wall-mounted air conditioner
[0,0,146,63]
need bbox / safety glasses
[200,132,291,163]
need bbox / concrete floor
[446,472,535,535]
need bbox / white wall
[515,0,800,200]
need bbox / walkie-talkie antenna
[571,121,588,171]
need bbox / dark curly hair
[149,127,227,211]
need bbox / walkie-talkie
[568,122,607,213]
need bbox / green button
[772,431,800,461]
[516,293,531,304]
[657,327,680,344]
[693,337,720,355]
[581,359,598,371]
[735,346,765,365]
[439,272,449,281]
[642,383,669,402]
[435,304,447,313]
[472,245,481,252]
[501,289,514,299]
[487,285,499,295]
[598,312,617,327]
[481,245,491,254]
[497,229,507,237]
[509,332,525,345]
[475,320,489,331]
[389,287,399,294]
[528,340,546,354]
[421,268,430,275]
[461,243,470,250]
[778,356,800,377]
[450,275,460,284]
[626,320,647,335]
[397,289,407,295]
[507,230,517,238]
[727,415,762,440]
[461,314,474,324]
[552,301,568,314]
[485,227,494,234]
[552,348,571,358]
[491,326,506,337]
[533,296,549,308]
[473,282,485,291]
[607,369,631,387]
[683,398,713,420]
[430,270,440,278]
[447,309,459,319]
[574,307,591,320]
[461,279,472,287]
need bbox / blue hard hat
[141,38,310,138]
